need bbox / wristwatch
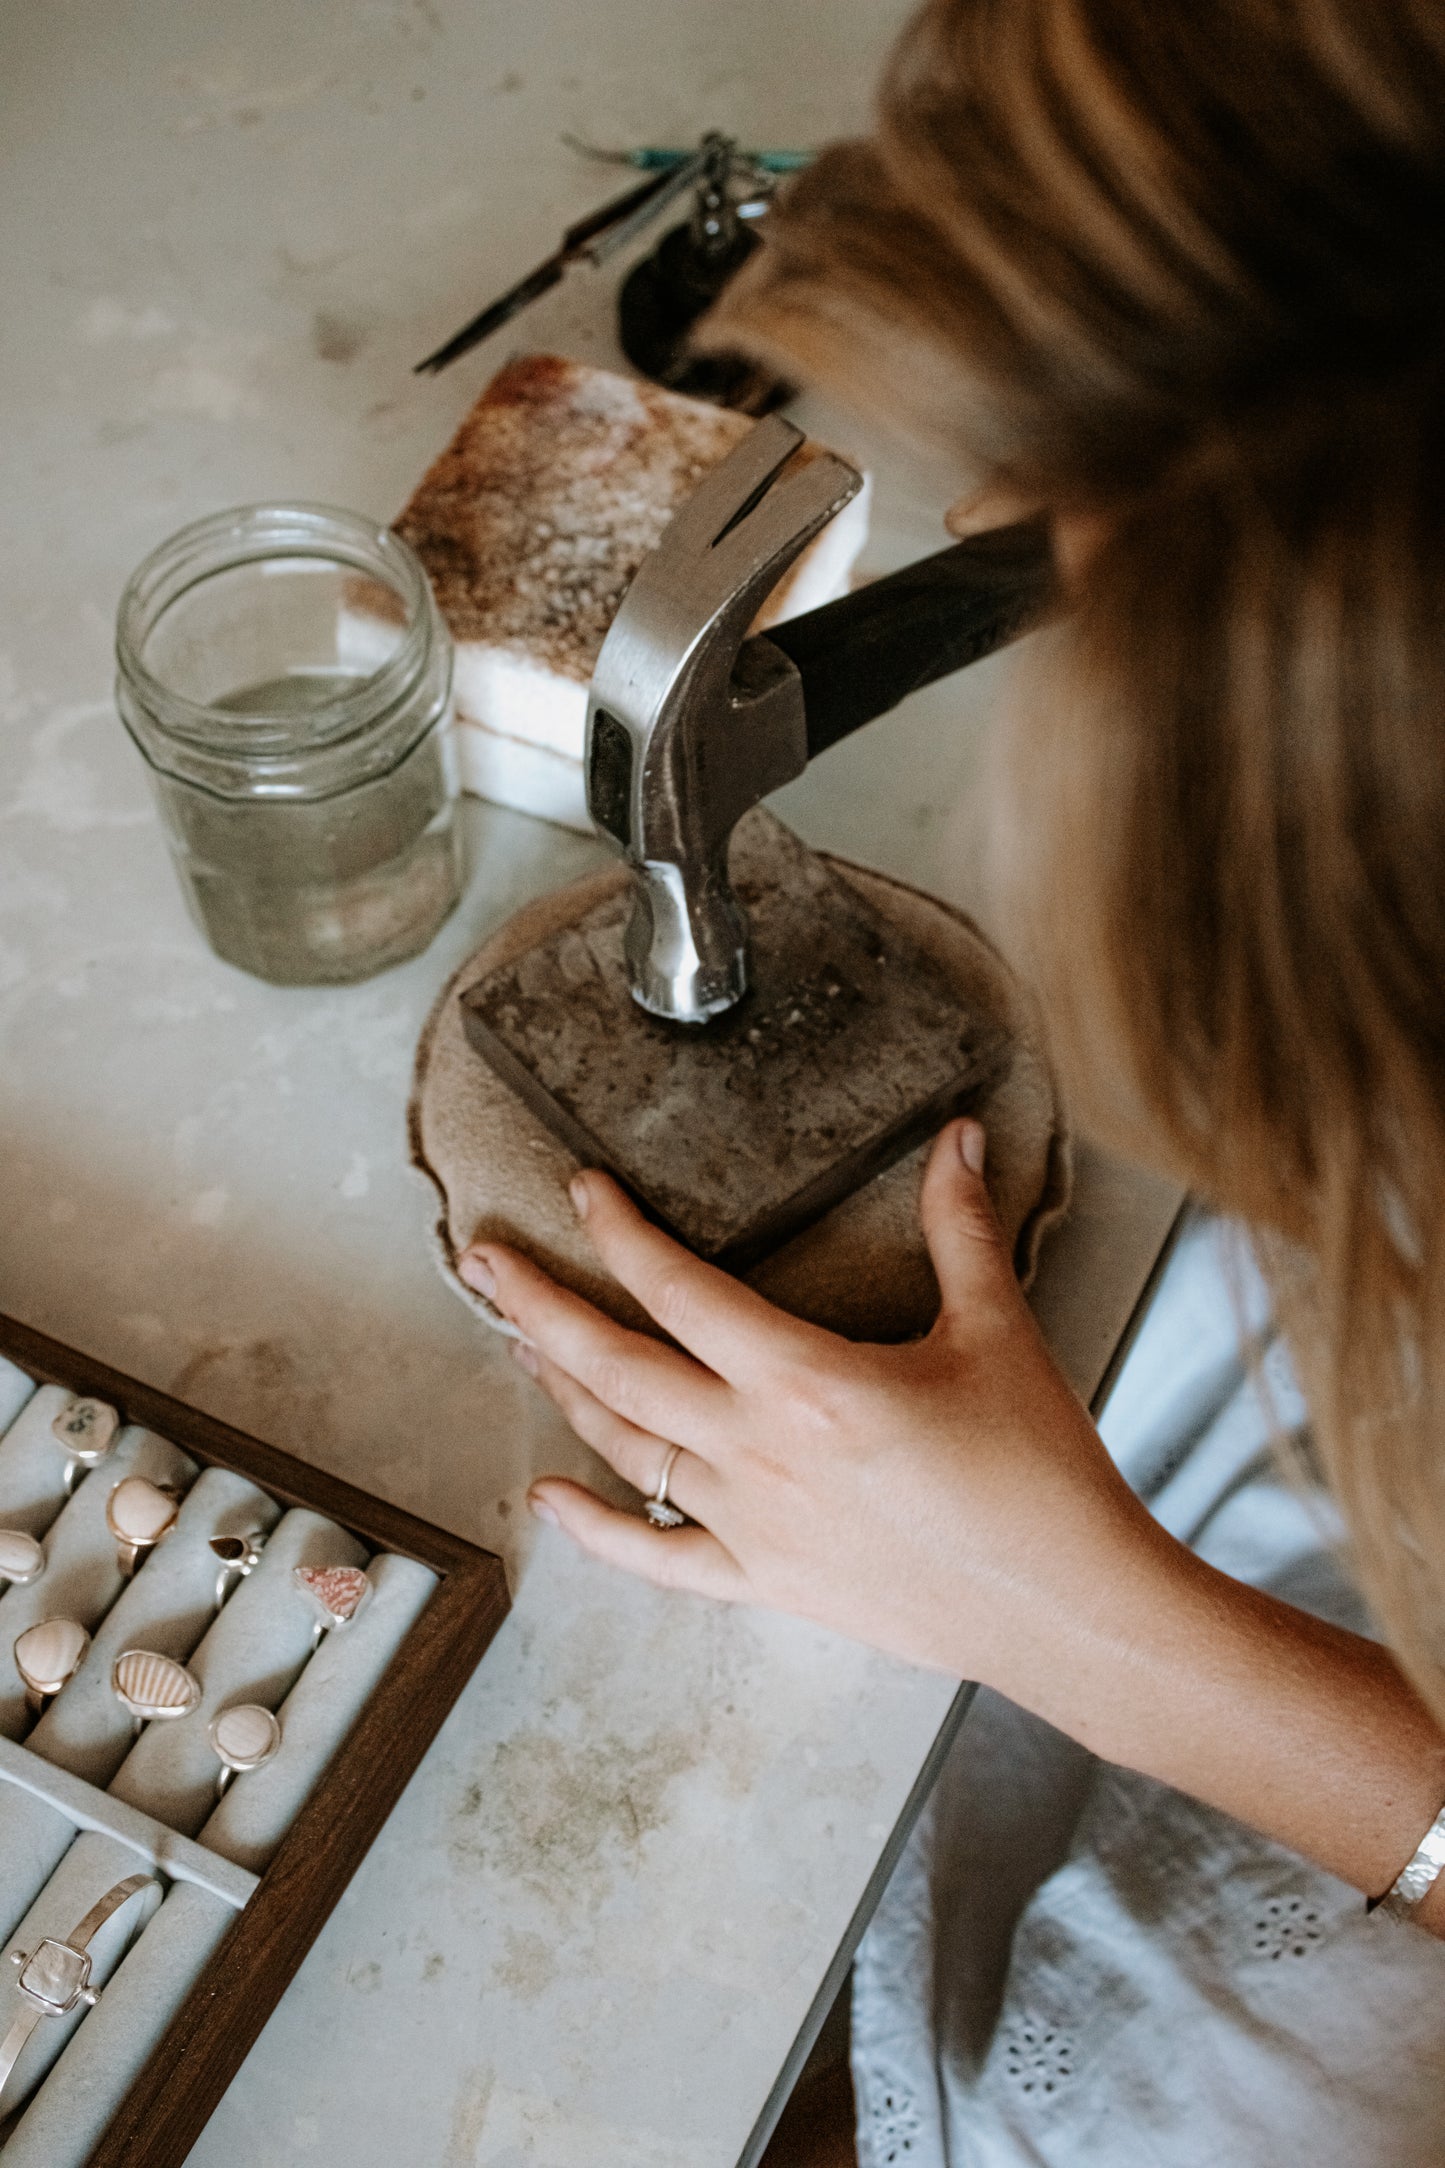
[0,1874,161,2108]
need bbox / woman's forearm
[984,1515,1445,1926]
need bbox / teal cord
[627,147,811,171]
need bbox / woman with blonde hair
[460,1,1445,2157]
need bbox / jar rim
[114,502,434,758]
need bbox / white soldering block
[338,354,870,834]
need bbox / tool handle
[760,520,1056,760]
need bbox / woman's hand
[459,1118,1172,1706]
[460,1119,1445,1907]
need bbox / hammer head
[585,415,862,1024]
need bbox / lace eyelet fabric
[1251,1893,1324,1962]
[860,2070,924,2162]
[1003,2017,1075,2099]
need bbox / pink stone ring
[292,1563,372,1647]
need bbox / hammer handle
[760,520,1056,760]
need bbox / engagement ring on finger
[644,1444,686,1529]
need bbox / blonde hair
[710,0,1445,1715]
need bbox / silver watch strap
[1374,1805,1445,1922]
[0,1873,160,2110]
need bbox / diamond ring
[13,1618,91,1717]
[0,1530,45,1590]
[0,1875,161,2111]
[644,1444,686,1529]
[210,1530,267,1610]
[208,1703,282,1797]
[50,1398,120,1495]
[106,1476,181,1579]
[110,1648,202,1733]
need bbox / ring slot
[107,1509,367,1837]
[26,1470,283,1792]
[0,1834,161,2115]
[200,1552,437,1873]
[0,1430,196,1744]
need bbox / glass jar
[116,503,462,986]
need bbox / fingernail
[959,1121,986,1175]
[568,1174,591,1220]
[528,1491,559,1527]
[459,1251,497,1301]
[511,1340,538,1376]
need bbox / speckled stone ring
[293,1563,373,1647]
[50,1397,120,1495]
[644,1444,686,1529]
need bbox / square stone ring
[0,1874,162,2111]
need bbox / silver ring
[210,1530,267,1610]
[0,1530,45,1589]
[110,1648,202,1733]
[13,1618,91,1717]
[51,1398,120,1495]
[644,1443,686,1529]
[105,1477,180,1579]
[208,1703,282,1798]
[292,1563,373,1647]
[1,1873,162,2109]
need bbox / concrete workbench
[0,4,1181,2161]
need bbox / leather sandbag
[411,856,1070,1343]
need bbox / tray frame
[0,1310,510,2168]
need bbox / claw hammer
[585,414,1056,1026]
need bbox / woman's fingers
[918,1120,1014,1326]
[516,1343,718,1521]
[459,1240,728,1449]
[569,1172,829,1385]
[528,1478,748,1602]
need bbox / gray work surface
[0,5,1183,2163]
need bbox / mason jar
[115,503,462,986]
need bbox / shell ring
[644,1444,687,1530]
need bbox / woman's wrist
[979,1510,1445,1907]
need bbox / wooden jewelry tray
[0,1312,510,2168]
